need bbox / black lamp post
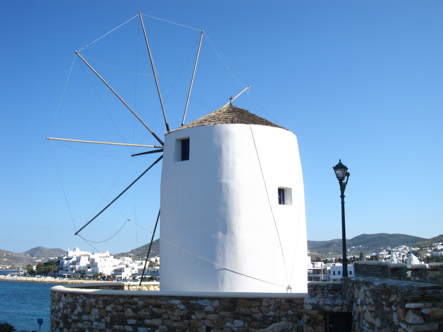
[333,160,350,277]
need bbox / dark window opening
[181,138,190,161]
[278,188,285,205]
[327,312,352,332]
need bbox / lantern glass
[335,168,346,180]
[333,160,348,182]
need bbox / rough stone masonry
[51,262,443,331]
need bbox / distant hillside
[23,247,65,259]
[0,249,31,267]
[348,233,425,249]
[0,247,64,269]
[115,239,159,261]
[124,234,427,260]
[309,233,426,258]
[120,234,431,260]
[307,240,337,250]
[1,233,435,268]
[308,239,341,252]
[410,234,443,248]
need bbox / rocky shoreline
[0,274,107,284]
[0,275,160,291]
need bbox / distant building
[308,262,328,282]
[58,248,158,280]
[307,257,355,282]
[406,253,422,265]
[329,264,355,282]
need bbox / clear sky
[1,1,442,254]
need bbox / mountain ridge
[308,233,426,258]
[1,233,440,268]
[0,247,65,268]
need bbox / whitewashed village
[60,240,442,282]
[3,237,443,279]
[308,241,443,282]
[57,247,160,282]
[54,242,438,283]
[5,239,441,284]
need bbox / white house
[406,253,423,265]
[307,257,355,282]
[160,104,307,293]
[307,261,329,282]
[58,248,151,280]
[329,264,355,282]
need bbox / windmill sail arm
[222,85,251,108]
[139,12,170,132]
[139,209,160,286]
[131,149,164,157]
[74,154,163,235]
[182,30,204,126]
[75,51,164,146]
[46,137,163,149]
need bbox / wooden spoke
[139,209,160,286]
[131,149,164,157]
[75,51,164,146]
[74,154,163,235]
[139,12,170,132]
[182,30,204,126]
[47,137,162,149]
[222,85,251,108]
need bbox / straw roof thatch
[172,104,286,132]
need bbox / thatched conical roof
[172,104,285,132]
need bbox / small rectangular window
[181,138,190,161]
[278,187,292,205]
[278,188,285,205]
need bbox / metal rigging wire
[78,219,130,243]
[249,125,290,286]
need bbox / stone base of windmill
[50,284,306,331]
[51,271,443,332]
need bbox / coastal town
[57,247,160,281]
[0,247,160,283]
[1,238,442,284]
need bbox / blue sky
[1,1,442,254]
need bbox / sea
[0,271,52,332]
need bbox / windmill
[48,13,307,294]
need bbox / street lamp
[333,160,350,277]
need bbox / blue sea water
[0,273,52,332]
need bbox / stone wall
[51,276,443,331]
[304,282,351,332]
[51,285,305,331]
[343,277,443,331]
[354,261,405,279]
[428,263,443,284]
[304,278,443,332]
[354,261,443,284]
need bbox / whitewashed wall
[160,124,307,293]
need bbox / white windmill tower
[160,103,307,294]
[48,13,307,294]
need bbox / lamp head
[333,160,350,184]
